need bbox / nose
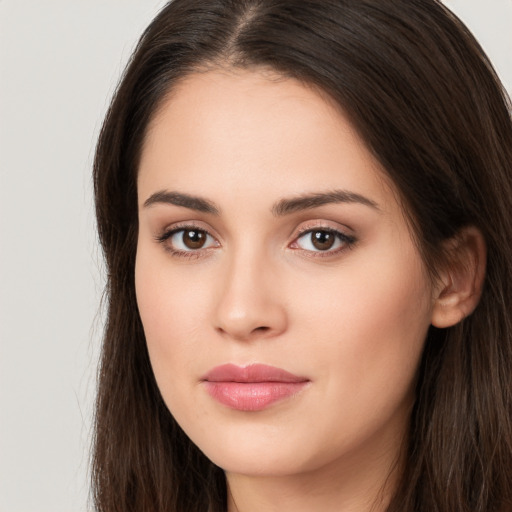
[213,250,288,341]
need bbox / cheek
[135,259,210,433]
[276,248,432,464]
[134,246,206,381]
[296,241,433,403]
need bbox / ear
[431,226,486,328]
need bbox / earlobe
[431,226,486,328]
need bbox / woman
[92,1,512,511]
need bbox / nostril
[253,326,270,333]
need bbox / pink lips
[202,364,309,411]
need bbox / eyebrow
[271,190,380,216]
[142,189,379,216]
[143,190,219,214]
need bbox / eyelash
[291,226,356,257]
[155,224,357,259]
[155,224,219,259]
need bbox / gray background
[0,1,510,511]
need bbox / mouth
[201,363,310,412]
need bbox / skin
[135,68,453,512]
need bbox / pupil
[312,231,335,250]
[183,230,205,249]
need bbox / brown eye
[311,230,335,251]
[293,228,354,254]
[161,227,219,254]
[182,229,207,249]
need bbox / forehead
[142,68,351,159]
[138,68,395,212]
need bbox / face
[135,69,435,479]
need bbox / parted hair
[92,1,512,511]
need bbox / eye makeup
[155,223,220,259]
[291,226,356,256]
[154,219,357,261]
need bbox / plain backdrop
[0,1,510,511]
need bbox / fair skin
[135,68,485,512]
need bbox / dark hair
[92,1,512,511]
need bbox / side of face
[134,69,438,479]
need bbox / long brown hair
[92,1,512,511]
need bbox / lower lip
[203,381,308,411]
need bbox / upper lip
[202,363,308,383]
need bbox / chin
[187,423,338,478]
[205,445,314,477]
